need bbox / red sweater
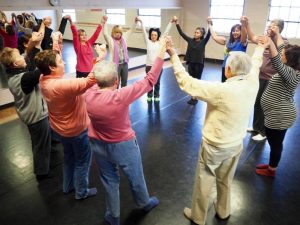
[0,21,18,48]
[71,24,102,73]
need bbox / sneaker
[187,98,198,105]
[147,97,152,102]
[247,127,255,132]
[104,212,120,225]
[183,207,192,220]
[75,187,97,200]
[256,168,276,177]
[252,134,266,141]
[215,213,230,220]
[256,164,269,169]
[36,173,53,181]
[154,97,160,102]
[143,196,159,212]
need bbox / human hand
[94,44,107,62]
[240,16,248,26]
[172,16,178,24]
[31,32,44,42]
[102,15,108,24]
[207,17,213,25]
[257,35,270,49]
[51,31,62,42]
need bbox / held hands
[240,16,249,26]
[165,36,175,56]
[257,35,270,49]
[135,16,141,24]
[94,44,107,62]
[172,16,178,24]
[51,31,63,43]
[207,17,213,25]
[31,32,44,42]
[102,15,108,24]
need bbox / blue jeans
[53,130,92,199]
[90,137,150,217]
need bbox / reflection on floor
[1,44,300,225]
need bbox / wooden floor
[0,43,300,225]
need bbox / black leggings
[187,63,204,80]
[76,71,90,78]
[265,127,287,168]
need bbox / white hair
[225,51,252,76]
[93,60,118,88]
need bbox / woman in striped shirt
[256,27,300,177]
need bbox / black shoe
[187,99,198,105]
[36,173,53,181]
[215,213,230,220]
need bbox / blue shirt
[222,40,247,68]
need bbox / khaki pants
[191,140,242,225]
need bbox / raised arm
[118,37,166,104]
[58,15,71,35]
[166,36,220,104]
[207,17,226,45]
[12,13,32,35]
[161,18,173,38]
[240,16,247,45]
[241,16,258,44]
[123,17,138,41]
[87,22,102,45]
[173,16,191,42]
[136,17,149,45]
[102,15,113,47]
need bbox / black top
[176,24,211,64]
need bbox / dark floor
[0,44,300,225]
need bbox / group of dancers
[1,10,300,225]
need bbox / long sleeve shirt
[170,46,264,148]
[103,22,136,62]
[261,45,300,130]
[141,22,172,66]
[39,72,96,137]
[71,24,102,73]
[85,57,164,143]
[0,21,18,48]
[6,67,47,125]
[176,24,211,64]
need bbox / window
[268,0,300,38]
[209,0,245,34]
[106,9,125,25]
[138,9,161,28]
[62,9,76,22]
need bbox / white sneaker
[247,127,255,132]
[252,134,266,141]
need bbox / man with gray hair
[85,38,167,225]
[244,17,286,141]
[166,36,267,224]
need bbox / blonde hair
[111,25,123,37]
[0,47,18,67]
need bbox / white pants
[190,140,242,225]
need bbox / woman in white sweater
[136,17,173,102]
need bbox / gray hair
[271,19,284,33]
[93,60,118,88]
[225,51,252,76]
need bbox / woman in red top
[68,16,103,78]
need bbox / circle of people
[1,11,300,225]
